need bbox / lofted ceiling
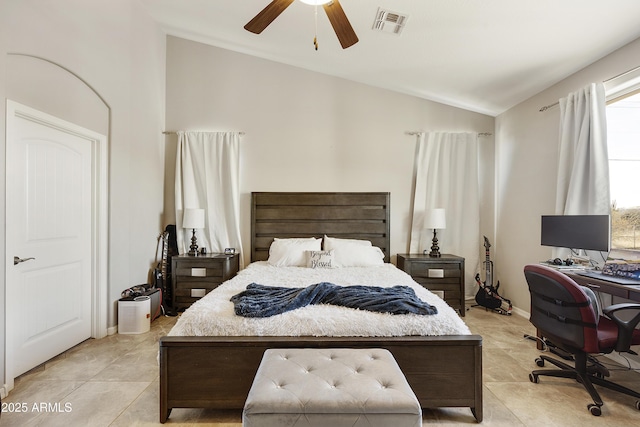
[140,0,640,116]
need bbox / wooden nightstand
[397,253,466,316]
[171,253,240,310]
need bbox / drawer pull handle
[432,290,445,299]
[191,268,207,277]
[191,289,206,298]
[428,268,444,278]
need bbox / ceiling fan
[244,0,359,49]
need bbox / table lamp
[183,208,205,256]
[424,208,446,257]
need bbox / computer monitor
[541,215,610,252]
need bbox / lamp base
[428,229,441,258]
[188,228,199,256]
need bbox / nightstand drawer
[406,262,462,278]
[411,279,462,293]
[174,263,223,278]
[174,278,222,290]
[174,285,217,306]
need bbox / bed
[159,192,483,423]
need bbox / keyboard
[576,270,640,286]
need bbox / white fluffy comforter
[168,261,471,337]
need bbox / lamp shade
[183,208,205,229]
[425,208,446,230]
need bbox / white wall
[164,36,496,270]
[495,37,640,313]
[0,0,166,391]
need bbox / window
[607,90,640,253]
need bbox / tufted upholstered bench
[243,348,422,427]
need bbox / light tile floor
[2,305,640,426]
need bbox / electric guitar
[158,230,169,290]
[159,225,179,316]
[475,236,512,315]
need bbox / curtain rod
[405,131,492,136]
[162,131,245,135]
[539,64,640,112]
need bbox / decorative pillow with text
[306,250,334,269]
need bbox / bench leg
[160,405,171,423]
[471,406,483,423]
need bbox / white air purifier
[118,295,151,334]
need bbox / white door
[5,101,106,381]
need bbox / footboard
[159,335,483,423]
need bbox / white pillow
[323,235,372,250]
[331,243,385,267]
[306,250,334,269]
[267,237,321,267]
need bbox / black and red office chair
[524,264,640,416]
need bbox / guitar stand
[162,301,178,317]
[470,303,512,316]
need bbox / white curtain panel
[410,132,481,296]
[175,131,244,263]
[555,83,610,260]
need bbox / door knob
[14,256,35,265]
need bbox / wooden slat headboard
[251,192,391,263]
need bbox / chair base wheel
[588,404,602,416]
[535,357,545,367]
[529,373,539,383]
[636,400,640,411]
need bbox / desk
[566,271,640,302]
[532,270,640,350]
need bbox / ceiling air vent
[372,8,408,35]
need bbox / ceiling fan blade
[323,0,359,49]
[244,0,295,34]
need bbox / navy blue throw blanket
[230,282,438,318]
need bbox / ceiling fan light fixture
[245,0,357,49]
[300,0,332,5]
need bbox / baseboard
[511,305,529,319]
[1,383,8,399]
[107,325,118,336]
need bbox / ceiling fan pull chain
[313,4,319,50]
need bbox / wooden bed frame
[159,192,483,423]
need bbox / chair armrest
[603,303,640,352]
